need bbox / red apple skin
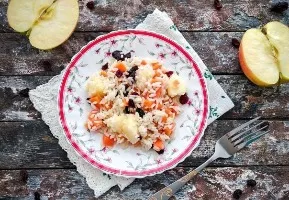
[239,42,278,87]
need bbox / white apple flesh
[29,0,79,50]
[7,0,79,50]
[7,0,54,33]
[262,21,289,83]
[239,28,280,86]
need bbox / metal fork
[149,117,270,200]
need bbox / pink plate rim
[58,29,209,177]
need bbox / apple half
[239,21,289,86]
[7,0,79,50]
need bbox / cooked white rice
[85,54,187,152]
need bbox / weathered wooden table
[1,0,289,199]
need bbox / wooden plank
[0,121,73,169]
[0,120,288,169]
[0,32,105,76]
[0,167,288,199]
[0,0,289,32]
[1,75,289,121]
[0,32,242,76]
[216,75,289,119]
[0,76,51,121]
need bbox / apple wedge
[7,0,54,33]
[262,21,289,83]
[239,28,280,86]
[7,0,79,50]
[29,0,79,50]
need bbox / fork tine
[226,117,261,138]
[230,121,267,142]
[236,130,270,150]
[245,130,270,146]
[232,123,269,146]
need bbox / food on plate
[167,74,186,97]
[85,51,188,153]
[7,0,79,50]
[239,21,289,86]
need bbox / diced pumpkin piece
[90,95,102,104]
[116,62,127,72]
[153,138,164,150]
[156,88,162,97]
[152,62,161,70]
[103,135,115,147]
[100,70,107,77]
[144,99,153,108]
[163,128,172,136]
[161,116,167,123]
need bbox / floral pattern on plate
[58,30,209,178]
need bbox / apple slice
[7,0,79,50]
[239,28,280,86]
[7,0,54,33]
[262,21,289,83]
[29,0,79,50]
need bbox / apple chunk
[29,0,79,50]
[262,21,289,82]
[239,29,279,86]
[7,0,54,33]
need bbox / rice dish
[85,51,188,153]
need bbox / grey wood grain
[0,0,289,32]
[0,120,288,169]
[0,32,242,76]
[0,167,288,199]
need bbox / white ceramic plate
[58,30,209,178]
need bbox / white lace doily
[29,9,234,197]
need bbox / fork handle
[148,155,217,200]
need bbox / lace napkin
[29,8,234,197]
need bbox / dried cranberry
[119,54,125,61]
[125,52,131,58]
[136,108,145,118]
[179,93,189,104]
[156,149,164,154]
[247,179,257,187]
[115,70,123,78]
[42,60,52,71]
[128,99,135,108]
[271,2,288,12]
[86,1,95,10]
[129,71,136,80]
[214,0,222,10]
[101,63,108,70]
[124,106,130,114]
[232,38,240,48]
[123,91,129,97]
[128,66,138,74]
[131,92,138,95]
[34,191,41,200]
[165,71,174,77]
[127,66,138,80]
[112,50,122,60]
[232,189,242,199]
[19,88,30,98]
[20,170,28,183]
